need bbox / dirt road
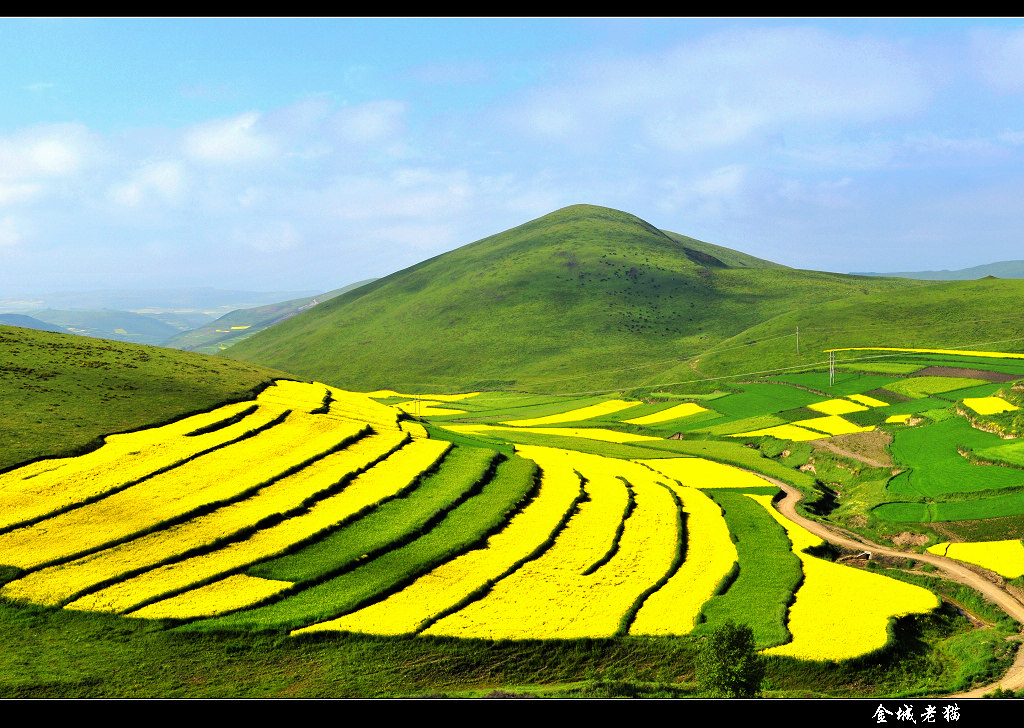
[755,473,1024,697]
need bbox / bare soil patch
[892,531,930,547]
[915,365,1019,383]
[812,430,894,468]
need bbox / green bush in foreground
[694,620,765,698]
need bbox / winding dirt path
[751,473,1024,697]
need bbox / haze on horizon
[4,17,1024,296]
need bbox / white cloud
[109,160,187,207]
[970,27,1024,93]
[0,123,98,181]
[507,26,931,154]
[184,111,276,165]
[0,216,26,247]
[332,100,406,144]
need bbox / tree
[694,620,765,698]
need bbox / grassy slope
[664,278,1024,392]
[0,324,288,472]
[225,204,929,394]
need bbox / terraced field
[3,344,1024,704]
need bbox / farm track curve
[750,471,1024,698]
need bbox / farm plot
[926,540,1024,579]
[751,494,939,661]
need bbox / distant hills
[0,284,375,349]
[224,204,941,394]
[853,260,1024,280]
[163,280,376,354]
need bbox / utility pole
[829,351,835,388]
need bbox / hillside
[225,204,932,394]
[671,278,1024,390]
[163,280,376,354]
[0,325,289,472]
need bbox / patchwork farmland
[3,341,1024,697]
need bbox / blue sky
[4,17,1024,295]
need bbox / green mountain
[225,204,934,393]
[163,280,376,354]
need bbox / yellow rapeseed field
[962,396,1019,415]
[440,424,660,443]
[750,495,939,661]
[630,481,736,635]
[623,402,708,425]
[847,394,890,408]
[1,430,405,606]
[129,574,291,619]
[0,410,365,569]
[65,438,449,615]
[366,390,480,402]
[790,415,874,437]
[927,540,1024,579]
[730,424,826,442]
[421,453,677,640]
[392,400,468,416]
[807,399,869,416]
[827,347,1024,359]
[638,457,774,490]
[0,400,273,529]
[501,400,641,426]
[294,444,583,637]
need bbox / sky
[4,17,1024,296]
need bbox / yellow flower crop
[807,399,869,416]
[256,380,330,413]
[294,444,583,637]
[2,430,405,607]
[847,394,890,408]
[366,390,480,402]
[129,575,291,620]
[790,415,874,437]
[501,400,641,426]
[0,411,365,570]
[637,457,774,490]
[0,400,274,530]
[324,387,403,431]
[886,414,913,424]
[420,452,677,640]
[826,347,1024,359]
[392,400,468,416]
[962,396,1019,415]
[927,540,1024,579]
[729,424,826,442]
[440,424,660,443]
[65,438,449,615]
[750,494,939,661]
[623,402,709,425]
[630,482,737,636]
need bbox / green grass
[885,376,991,400]
[691,491,802,649]
[887,418,1024,499]
[0,326,288,474]
[247,446,499,583]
